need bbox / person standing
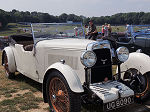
[102,25,105,36]
[108,24,112,37]
[85,24,89,35]
[126,24,131,35]
[104,23,108,37]
[87,20,98,40]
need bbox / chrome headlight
[116,47,129,62]
[81,51,97,68]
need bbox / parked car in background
[116,25,150,100]
[2,23,135,112]
[115,25,150,54]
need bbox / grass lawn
[0,23,127,36]
[97,25,126,32]
[0,51,50,112]
[0,23,30,36]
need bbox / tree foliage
[85,12,150,25]
[0,9,150,28]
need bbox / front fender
[45,62,84,93]
[2,47,16,73]
[119,52,150,79]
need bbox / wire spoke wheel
[49,77,70,112]
[124,68,150,99]
[46,71,81,112]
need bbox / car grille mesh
[91,48,112,83]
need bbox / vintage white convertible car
[2,23,134,112]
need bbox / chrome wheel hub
[52,94,56,102]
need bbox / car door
[14,44,38,80]
[133,34,146,52]
[145,34,150,55]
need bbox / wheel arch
[42,62,84,103]
[118,52,150,79]
[2,47,16,73]
[144,71,150,77]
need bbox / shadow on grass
[13,73,42,92]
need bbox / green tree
[0,9,8,28]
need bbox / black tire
[140,74,150,100]
[46,70,81,112]
[3,52,15,79]
[124,68,150,101]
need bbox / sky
[1,0,150,17]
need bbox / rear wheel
[3,52,15,79]
[46,71,81,112]
[123,68,150,100]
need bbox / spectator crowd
[85,21,112,40]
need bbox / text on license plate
[104,96,134,111]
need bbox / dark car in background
[115,25,150,55]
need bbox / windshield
[31,23,85,43]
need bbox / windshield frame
[30,22,85,45]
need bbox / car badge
[101,59,107,64]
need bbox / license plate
[103,96,134,111]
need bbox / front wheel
[46,71,81,112]
[123,68,150,100]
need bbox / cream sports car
[2,23,134,112]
